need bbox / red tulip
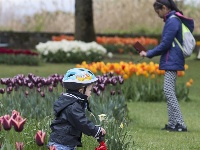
[2,115,12,130]
[35,130,46,146]
[15,142,23,150]
[11,115,26,132]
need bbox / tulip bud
[110,90,116,95]
[25,91,29,97]
[40,91,45,97]
[37,88,41,93]
[48,86,53,92]
[0,88,5,94]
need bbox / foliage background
[0,0,199,34]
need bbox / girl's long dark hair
[153,0,183,14]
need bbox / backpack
[171,15,196,58]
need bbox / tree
[75,0,96,42]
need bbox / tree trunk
[75,0,96,42]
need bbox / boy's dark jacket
[147,10,194,71]
[49,90,101,147]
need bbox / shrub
[36,40,107,63]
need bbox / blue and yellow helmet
[62,68,98,90]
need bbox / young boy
[48,68,106,150]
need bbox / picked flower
[49,145,57,150]
[98,114,107,122]
[35,130,46,146]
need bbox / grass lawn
[0,54,199,149]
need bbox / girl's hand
[140,51,147,57]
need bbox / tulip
[11,115,26,132]
[93,86,98,93]
[49,86,53,92]
[0,88,5,94]
[12,110,20,117]
[25,91,29,97]
[99,84,105,91]
[40,91,45,97]
[37,88,41,93]
[35,130,46,146]
[2,115,12,130]
[15,142,24,150]
[110,90,116,95]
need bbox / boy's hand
[101,127,106,135]
[140,51,147,57]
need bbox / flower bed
[36,40,107,63]
[52,35,158,54]
[0,48,39,65]
[0,73,132,149]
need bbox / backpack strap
[170,15,184,52]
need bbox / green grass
[128,101,200,150]
[0,54,199,149]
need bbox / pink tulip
[2,115,12,130]
[11,115,26,132]
[15,142,23,150]
[35,130,46,146]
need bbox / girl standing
[140,0,194,132]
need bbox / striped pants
[163,70,186,128]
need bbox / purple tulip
[15,142,24,150]
[0,78,7,84]
[25,91,29,97]
[37,88,41,93]
[109,72,114,77]
[49,86,53,92]
[111,79,117,85]
[35,130,46,146]
[11,115,26,132]
[110,90,116,95]
[40,91,45,97]
[0,88,5,94]
[99,84,105,91]
[2,115,12,131]
[96,90,101,96]
[28,83,33,89]
[93,86,98,93]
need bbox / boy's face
[84,84,93,99]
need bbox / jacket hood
[53,90,88,117]
[165,11,194,33]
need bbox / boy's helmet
[62,68,98,90]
